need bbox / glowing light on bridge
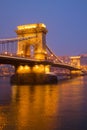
[17,23,46,30]
[32,65,50,73]
[45,65,50,73]
[16,64,50,74]
[17,65,31,74]
[33,65,45,73]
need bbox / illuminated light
[35,65,39,69]
[17,25,36,30]
[17,65,23,73]
[45,65,50,73]
[51,54,53,57]
[40,23,46,28]
[4,51,7,54]
[10,53,13,56]
[71,70,81,75]
[20,51,24,55]
[44,51,47,54]
[19,65,23,70]
[17,23,46,30]
[17,65,31,74]
[24,65,31,73]
[33,65,40,73]
[70,56,80,59]
[24,65,30,70]
[33,65,45,73]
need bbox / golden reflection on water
[0,76,87,130]
[11,84,60,129]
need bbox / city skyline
[0,0,87,56]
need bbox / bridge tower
[70,56,81,68]
[15,23,48,60]
[70,56,81,75]
[14,23,51,80]
[11,23,58,84]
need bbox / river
[0,76,87,130]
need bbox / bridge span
[0,54,80,71]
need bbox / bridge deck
[0,54,81,70]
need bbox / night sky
[0,0,87,56]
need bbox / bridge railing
[0,36,36,56]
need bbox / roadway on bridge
[0,54,80,70]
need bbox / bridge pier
[70,70,82,77]
[11,64,58,84]
[11,73,58,85]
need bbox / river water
[0,76,87,130]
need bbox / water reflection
[11,84,60,130]
[0,76,87,130]
[0,77,11,105]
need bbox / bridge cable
[46,44,63,63]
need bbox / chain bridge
[0,23,82,84]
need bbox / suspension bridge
[0,23,82,84]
